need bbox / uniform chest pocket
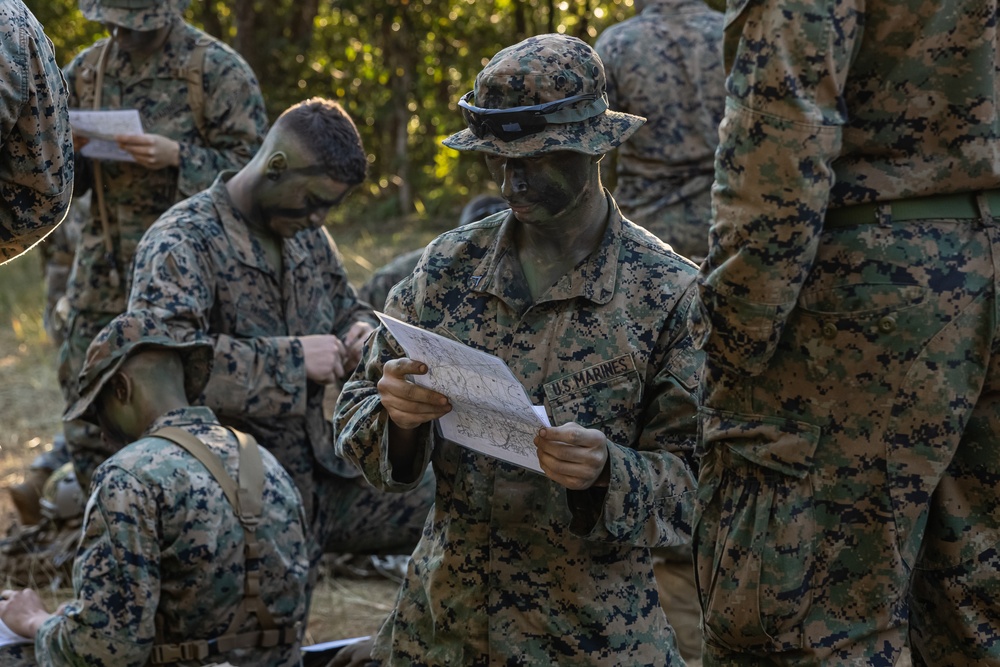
[544,357,643,430]
[234,291,284,338]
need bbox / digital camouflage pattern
[79,0,190,31]
[32,406,309,667]
[335,200,703,666]
[59,18,267,486]
[443,34,644,158]
[693,0,1000,662]
[0,0,74,265]
[127,174,431,570]
[594,0,725,261]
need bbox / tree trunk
[383,10,413,214]
[291,0,320,49]
[233,0,261,73]
[198,1,225,41]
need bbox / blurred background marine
[594,0,724,262]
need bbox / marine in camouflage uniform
[60,0,268,487]
[0,0,74,265]
[128,99,434,584]
[335,35,703,666]
[594,0,724,262]
[692,0,1000,663]
[358,194,507,311]
[0,311,309,667]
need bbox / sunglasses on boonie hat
[458,91,610,142]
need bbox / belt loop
[976,192,994,226]
[876,203,892,226]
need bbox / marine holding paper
[334,34,703,666]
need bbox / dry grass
[0,211,454,644]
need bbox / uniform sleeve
[35,466,161,667]
[567,285,703,549]
[0,5,74,265]
[175,44,268,197]
[320,228,379,338]
[692,0,858,374]
[334,279,433,492]
[128,228,310,419]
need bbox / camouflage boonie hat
[79,0,190,31]
[443,34,645,158]
[64,310,213,425]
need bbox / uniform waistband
[824,189,1000,228]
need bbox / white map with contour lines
[376,312,546,474]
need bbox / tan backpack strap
[232,428,264,524]
[153,426,241,513]
[88,38,120,290]
[174,36,213,144]
[147,426,298,665]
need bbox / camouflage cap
[64,310,213,425]
[79,0,190,31]
[443,34,645,158]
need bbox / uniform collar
[143,405,219,437]
[469,190,622,309]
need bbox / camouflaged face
[443,33,644,158]
[79,0,190,30]
[65,310,213,424]
[0,0,74,265]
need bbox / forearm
[694,0,857,374]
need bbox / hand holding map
[68,109,144,162]
[376,312,547,473]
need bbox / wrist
[25,611,53,639]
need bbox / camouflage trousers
[695,217,1000,665]
[623,187,711,264]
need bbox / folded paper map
[376,312,547,473]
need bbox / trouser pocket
[694,407,821,653]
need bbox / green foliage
[24,0,639,221]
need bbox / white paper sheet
[0,617,32,647]
[301,635,372,653]
[376,312,546,474]
[68,109,144,162]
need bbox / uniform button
[821,322,837,339]
[878,316,896,333]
